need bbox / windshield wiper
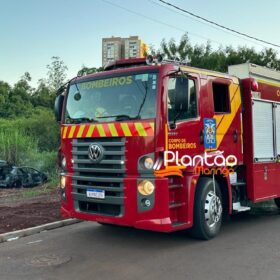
[134,81,148,119]
[69,117,98,124]
[96,114,137,121]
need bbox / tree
[161,33,192,61]
[146,44,158,56]
[160,33,280,72]
[0,74,34,118]
[77,65,104,76]
[5,82,33,117]
[21,72,31,82]
[46,56,68,91]
[0,81,11,117]
[31,80,55,108]
[16,72,34,95]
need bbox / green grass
[20,182,58,199]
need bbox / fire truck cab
[55,57,280,240]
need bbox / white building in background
[102,37,122,66]
[102,36,147,66]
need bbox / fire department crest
[204,118,217,149]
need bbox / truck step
[169,184,182,190]
[233,202,251,212]
[169,202,185,209]
[231,181,246,187]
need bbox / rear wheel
[274,198,280,209]
[189,177,223,240]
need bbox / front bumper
[61,176,190,232]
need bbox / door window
[167,77,197,123]
[212,83,230,113]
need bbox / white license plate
[86,188,105,199]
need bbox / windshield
[64,72,158,123]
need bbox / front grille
[71,137,125,216]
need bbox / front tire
[190,177,223,240]
[12,180,22,188]
[274,198,280,209]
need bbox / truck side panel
[242,78,280,202]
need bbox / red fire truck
[55,57,280,239]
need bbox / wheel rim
[204,191,222,228]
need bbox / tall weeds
[0,112,59,185]
[0,130,38,165]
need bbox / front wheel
[189,177,223,240]
[274,198,280,209]
[12,180,22,188]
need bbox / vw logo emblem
[88,143,104,163]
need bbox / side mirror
[54,95,64,122]
[174,77,189,111]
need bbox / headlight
[60,175,66,189]
[138,180,155,196]
[61,156,67,170]
[143,157,154,170]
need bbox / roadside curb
[0,219,81,243]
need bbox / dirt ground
[0,185,277,235]
[0,186,63,234]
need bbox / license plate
[86,188,105,199]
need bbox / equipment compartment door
[252,100,279,201]
[275,104,280,157]
[252,100,274,161]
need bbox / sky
[0,0,280,87]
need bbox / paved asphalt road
[0,209,280,280]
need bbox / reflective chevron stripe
[61,122,155,139]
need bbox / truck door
[211,78,243,162]
[166,74,204,165]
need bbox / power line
[157,0,280,49]
[100,0,222,46]
[148,0,268,49]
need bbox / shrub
[0,125,59,186]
